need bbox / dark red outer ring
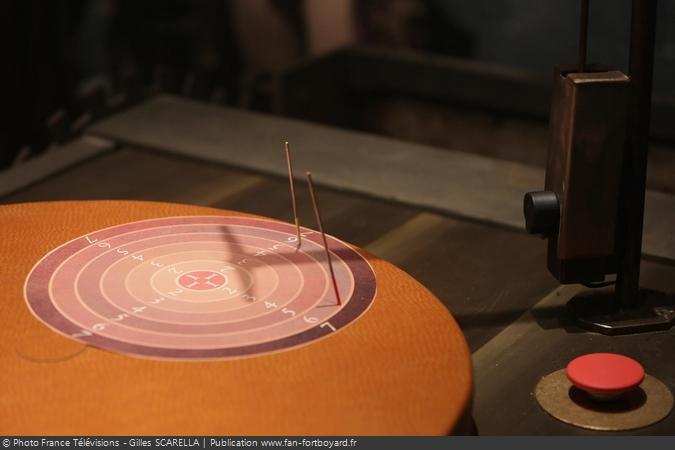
[25,216,377,359]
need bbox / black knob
[524,191,560,236]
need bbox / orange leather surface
[0,200,472,435]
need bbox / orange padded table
[1,200,472,435]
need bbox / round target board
[2,201,472,435]
[25,215,376,360]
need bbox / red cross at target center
[177,270,227,291]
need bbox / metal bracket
[567,289,675,335]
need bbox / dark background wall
[4,0,674,169]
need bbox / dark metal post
[578,0,589,73]
[615,0,658,308]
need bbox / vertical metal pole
[579,0,589,73]
[615,0,657,308]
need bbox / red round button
[567,353,645,401]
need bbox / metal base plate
[535,369,673,431]
[567,290,675,335]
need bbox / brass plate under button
[535,369,673,431]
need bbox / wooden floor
[87,96,675,262]
[3,100,675,435]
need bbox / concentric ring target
[24,216,377,359]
